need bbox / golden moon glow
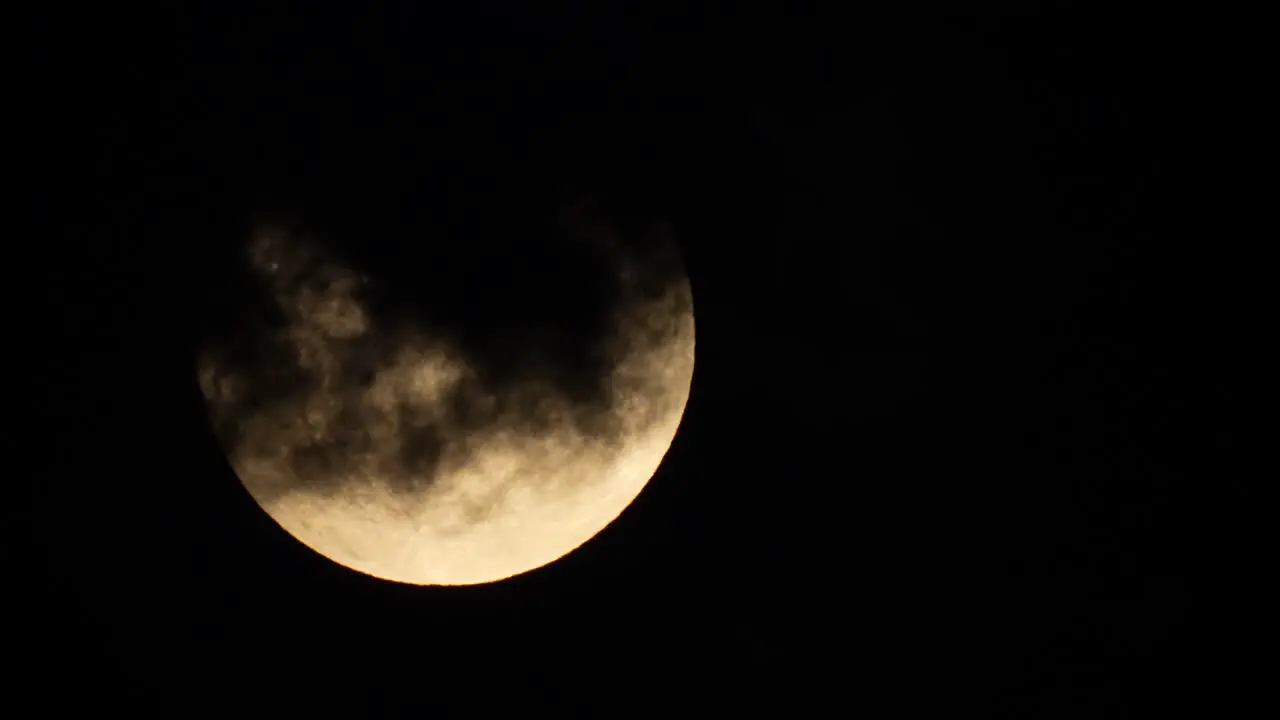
[198,221,695,585]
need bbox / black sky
[26,3,1237,714]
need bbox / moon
[196,206,695,586]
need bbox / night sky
[27,3,1234,714]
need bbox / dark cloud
[197,199,693,513]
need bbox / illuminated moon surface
[197,219,695,585]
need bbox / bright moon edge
[198,225,695,586]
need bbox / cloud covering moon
[197,210,695,585]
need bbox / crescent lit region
[197,221,695,586]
